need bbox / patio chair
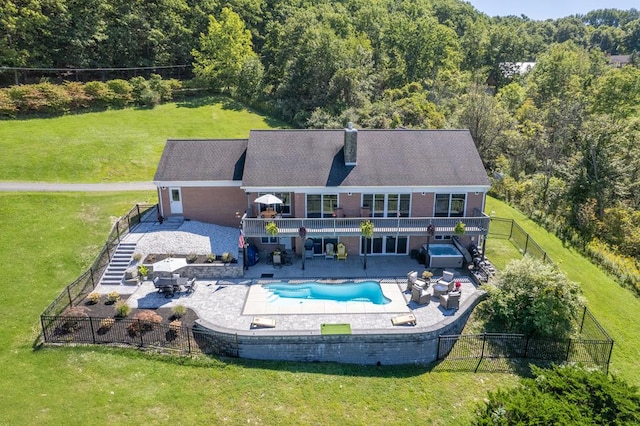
[325,243,335,259]
[336,242,347,261]
[406,270,418,291]
[440,291,461,310]
[391,313,417,326]
[437,270,456,291]
[411,284,431,305]
[304,239,314,259]
[272,251,283,268]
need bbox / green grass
[321,323,352,334]
[0,193,518,425]
[485,196,640,386]
[0,96,287,183]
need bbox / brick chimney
[344,122,357,166]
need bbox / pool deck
[94,253,483,334]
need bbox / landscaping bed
[144,253,237,264]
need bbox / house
[153,126,491,258]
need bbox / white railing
[242,215,490,238]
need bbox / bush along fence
[437,307,614,373]
[40,204,157,321]
[440,217,613,373]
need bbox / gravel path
[133,220,240,256]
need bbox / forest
[2,0,640,290]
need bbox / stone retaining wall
[149,263,244,280]
[193,292,485,365]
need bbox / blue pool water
[263,281,391,305]
[428,244,462,256]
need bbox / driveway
[0,181,155,192]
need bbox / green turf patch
[321,323,352,335]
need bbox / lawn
[0,192,518,425]
[485,196,640,386]
[0,96,287,183]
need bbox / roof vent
[344,122,357,166]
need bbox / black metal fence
[437,307,614,373]
[488,217,551,263]
[41,204,157,320]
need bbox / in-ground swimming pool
[263,281,391,305]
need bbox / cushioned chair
[437,270,456,292]
[325,243,335,259]
[336,242,347,261]
[406,270,418,291]
[411,284,431,305]
[440,291,461,310]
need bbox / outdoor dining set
[153,275,197,298]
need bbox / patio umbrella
[152,257,187,273]
[254,194,283,205]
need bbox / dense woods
[2,0,640,290]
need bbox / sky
[466,0,638,21]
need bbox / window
[306,194,338,218]
[261,236,278,244]
[435,193,466,217]
[257,192,291,215]
[361,235,408,254]
[362,193,411,217]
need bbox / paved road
[0,181,155,192]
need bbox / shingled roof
[241,129,489,189]
[154,129,490,189]
[154,139,247,182]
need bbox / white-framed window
[362,193,411,217]
[306,194,338,218]
[434,193,466,217]
[261,236,278,244]
[257,192,292,215]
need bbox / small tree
[478,257,584,338]
[360,220,374,270]
[454,221,466,236]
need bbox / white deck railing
[242,215,490,238]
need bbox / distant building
[608,55,631,67]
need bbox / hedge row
[0,75,182,116]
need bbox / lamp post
[299,227,307,270]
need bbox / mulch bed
[143,253,237,264]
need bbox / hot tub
[423,244,464,268]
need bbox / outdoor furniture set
[406,269,461,310]
[153,275,197,298]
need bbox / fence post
[187,328,192,354]
[67,287,73,307]
[475,333,486,373]
[579,307,587,334]
[436,336,441,359]
[116,222,120,243]
[90,267,95,288]
[41,316,48,342]
[90,318,96,344]
[508,220,514,239]
[106,242,111,262]
[565,340,572,362]
[138,320,144,346]
[524,335,530,358]
[524,234,529,255]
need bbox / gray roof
[242,129,489,188]
[154,139,247,182]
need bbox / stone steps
[100,242,137,285]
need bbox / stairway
[101,242,137,285]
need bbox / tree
[478,257,584,338]
[192,7,257,93]
[473,364,640,425]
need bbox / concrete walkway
[0,181,155,192]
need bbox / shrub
[35,81,72,113]
[169,320,182,331]
[106,79,133,106]
[84,81,114,105]
[8,85,46,112]
[99,318,115,331]
[206,253,216,263]
[477,257,585,339]
[63,81,92,108]
[114,300,130,318]
[186,252,198,263]
[128,310,163,334]
[0,89,17,116]
[59,306,89,333]
[132,252,142,262]
[107,291,120,304]
[171,304,186,319]
[473,364,640,425]
[221,252,234,263]
[87,292,101,305]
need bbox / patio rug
[321,323,352,335]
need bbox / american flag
[238,230,246,249]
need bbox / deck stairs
[100,242,137,285]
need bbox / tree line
[2,0,640,291]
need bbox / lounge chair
[440,291,461,310]
[251,317,276,328]
[336,242,347,261]
[391,313,417,326]
[437,270,455,289]
[411,284,431,305]
[325,243,335,259]
[183,277,196,292]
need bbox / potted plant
[265,221,279,237]
[138,264,149,279]
[454,221,466,237]
[422,270,433,281]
